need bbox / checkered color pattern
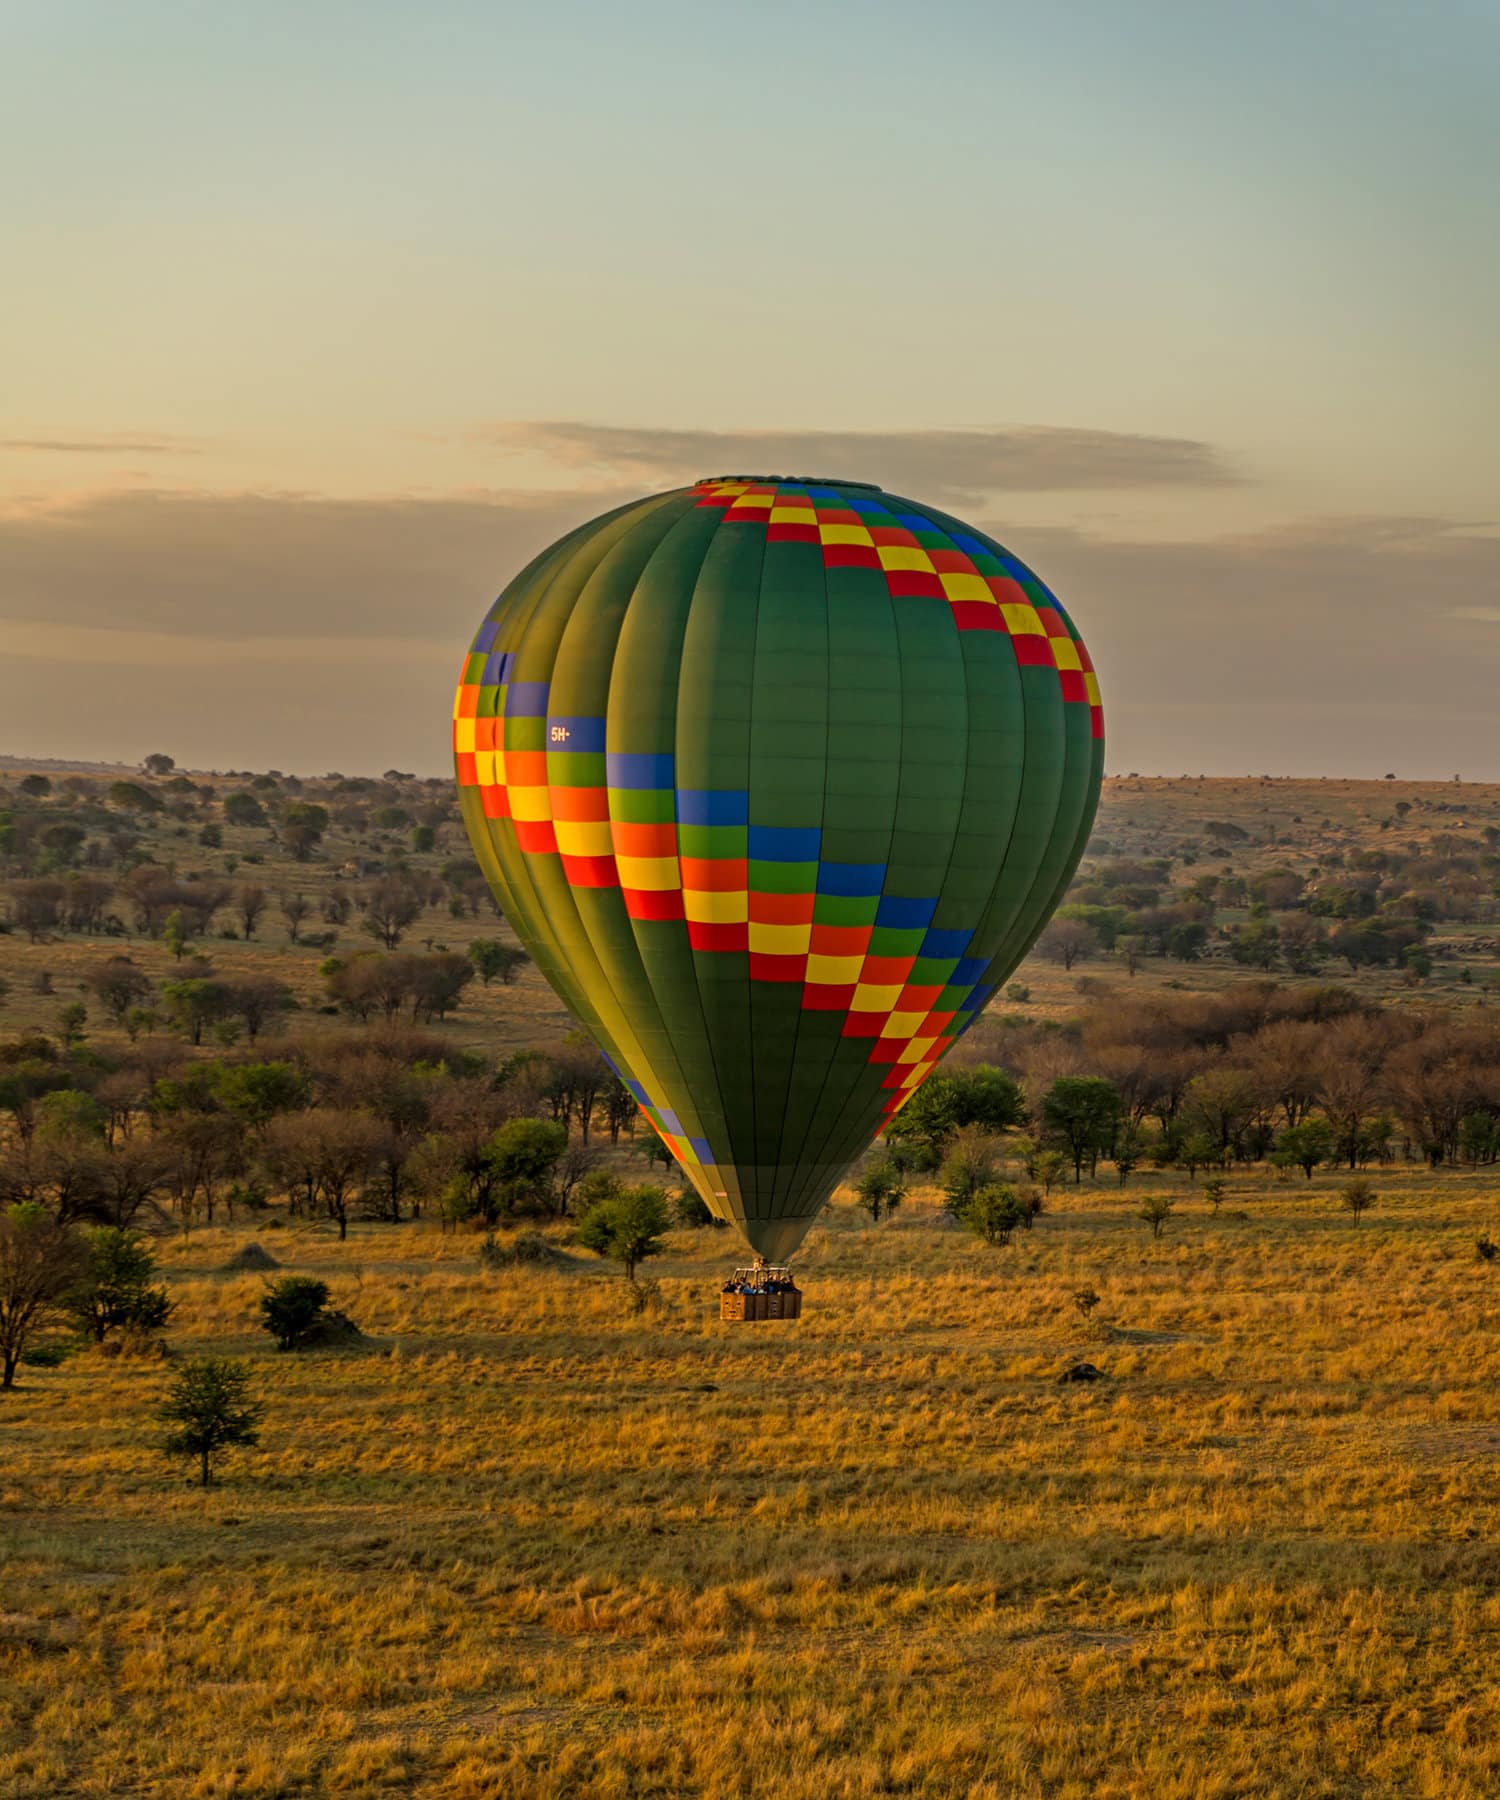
[454,477,1103,1260]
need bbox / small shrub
[479,1229,561,1269]
[259,1276,332,1351]
[960,1184,1026,1246]
[1341,1179,1376,1226]
[1073,1287,1101,1322]
[1139,1194,1173,1239]
[1477,1235,1498,1264]
[855,1157,905,1224]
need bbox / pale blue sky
[2,0,1497,774]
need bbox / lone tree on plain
[237,885,267,939]
[1203,1176,1227,1214]
[1139,1194,1174,1240]
[577,1184,672,1281]
[1341,1178,1377,1226]
[855,1157,905,1223]
[1073,1287,1102,1323]
[0,1204,84,1390]
[159,1357,262,1487]
[280,892,311,943]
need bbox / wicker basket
[720,1266,801,1323]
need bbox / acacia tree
[237,885,267,939]
[1041,1076,1123,1181]
[159,1357,263,1487]
[67,1227,173,1344]
[0,1204,84,1389]
[577,1184,672,1281]
[360,876,424,950]
[86,957,153,1023]
[1036,918,1099,970]
[468,941,530,987]
[280,892,311,943]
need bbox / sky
[3,0,1498,778]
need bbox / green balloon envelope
[454,477,1103,1260]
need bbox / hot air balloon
[453,476,1102,1269]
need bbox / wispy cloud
[0,432,206,457]
[471,421,1241,502]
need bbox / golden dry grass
[5,1165,1500,1798]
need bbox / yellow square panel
[554,820,614,857]
[819,524,874,546]
[768,506,817,525]
[748,920,812,956]
[453,718,478,753]
[878,1012,927,1040]
[1084,672,1102,705]
[805,953,864,985]
[615,855,681,891]
[509,788,553,823]
[939,573,991,604]
[684,888,747,924]
[877,546,935,573]
[896,1035,940,1064]
[899,1064,928,1088]
[474,750,498,787]
[1051,638,1083,671]
[730,493,775,509]
[1000,603,1046,636]
[851,982,902,1012]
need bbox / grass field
[6,1163,1500,1798]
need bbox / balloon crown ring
[697,473,884,491]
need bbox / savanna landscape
[4,760,1500,1798]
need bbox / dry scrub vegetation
[6,1169,1500,1799]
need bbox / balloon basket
[720,1264,801,1323]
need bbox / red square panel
[950,601,1004,632]
[688,920,748,953]
[811,922,873,956]
[561,854,618,888]
[624,888,684,921]
[800,983,857,1011]
[749,952,806,983]
[885,570,945,600]
[1011,634,1055,667]
[822,543,880,570]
